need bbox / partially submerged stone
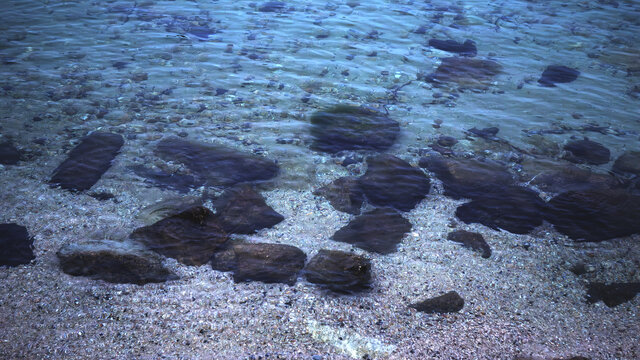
[546,189,640,242]
[358,155,431,212]
[0,223,35,267]
[130,206,228,265]
[155,138,278,187]
[304,250,372,292]
[213,184,284,234]
[612,151,640,175]
[447,230,491,258]
[586,282,640,307]
[57,240,176,285]
[425,57,502,88]
[410,291,464,313]
[309,105,400,153]
[332,207,412,254]
[50,132,124,191]
[563,139,610,165]
[313,177,364,215]
[211,243,306,285]
[419,155,513,200]
[0,141,21,165]
[455,186,546,234]
[428,39,477,57]
[538,65,580,87]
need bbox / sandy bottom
[1,155,639,360]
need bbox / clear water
[1,0,640,358]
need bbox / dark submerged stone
[309,105,400,153]
[612,151,640,175]
[332,207,412,254]
[130,206,228,266]
[447,230,491,258]
[467,126,499,139]
[436,135,458,147]
[586,282,640,307]
[0,141,21,165]
[57,240,177,285]
[538,65,580,87]
[50,132,124,192]
[455,186,546,234]
[425,57,502,87]
[219,243,306,285]
[304,249,372,292]
[358,155,431,212]
[131,164,204,193]
[563,139,610,165]
[212,184,284,234]
[419,155,513,200]
[313,177,365,215]
[410,291,464,313]
[0,223,35,267]
[155,138,278,187]
[519,158,623,194]
[545,189,640,242]
[428,39,477,57]
[258,1,287,12]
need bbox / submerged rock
[563,139,610,165]
[419,155,513,200]
[612,151,640,175]
[332,207,412,254]
[447,230,491,258]
[0,223,35,267]
[57,240,176,284]
[309,105,400,153]
[155,138,278,187]
[130,206,228,266]
[258,1,287,12]
[314,177,364,215]
[358,155,431,212]
[304,250,372,292]
[213,184,284,234]
[545,189,640,242]
[212,243,306,285]
[467,126,499,139]
[586,282,640,307]
[410,291,464,313]
[50,132,124,192]
[132,165,204,193]
[538,65,580,87]
[425,57,502,88]
[137,196,203,225]
[455,186,546,234]
[0,141,22,165]
[428,39,477,57]
[519,158,623,194]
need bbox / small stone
[538,65,580,87]
[410,291,464,313]
[258,1,287,12]
[57,240,177,284]
[0,223,35,267]
[437,135,458,147]
[304,249,372,293]
[332,207,412,254]
[447,230,491,258]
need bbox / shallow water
[1,0,640,359]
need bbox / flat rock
[309,105,400,153]
[613,151,640,175]
[545,189,640,241]
[358,155,431,212]
[447,230,491,258]
[132,164,204,193]
[313,177,364,215]
[213,184,284,234]
[519,158,622,194]
[155,138,278,187]
[331,207,412,254]
[410,291,464,313]
[419,155,513,200]
[586,282,640,307]
[57,240,177,284]
[211,243,305,285]
[455,186,546,234]
[258,1,287,12]
[304,249,372,292]
[563,139,610,165]
[0,141,22,165]
[425,57,502,88]
[50,132,124,191]
[130,206,228,265]
[428,39,477,57]
[0,223,35,267]
[538,65,580,87]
